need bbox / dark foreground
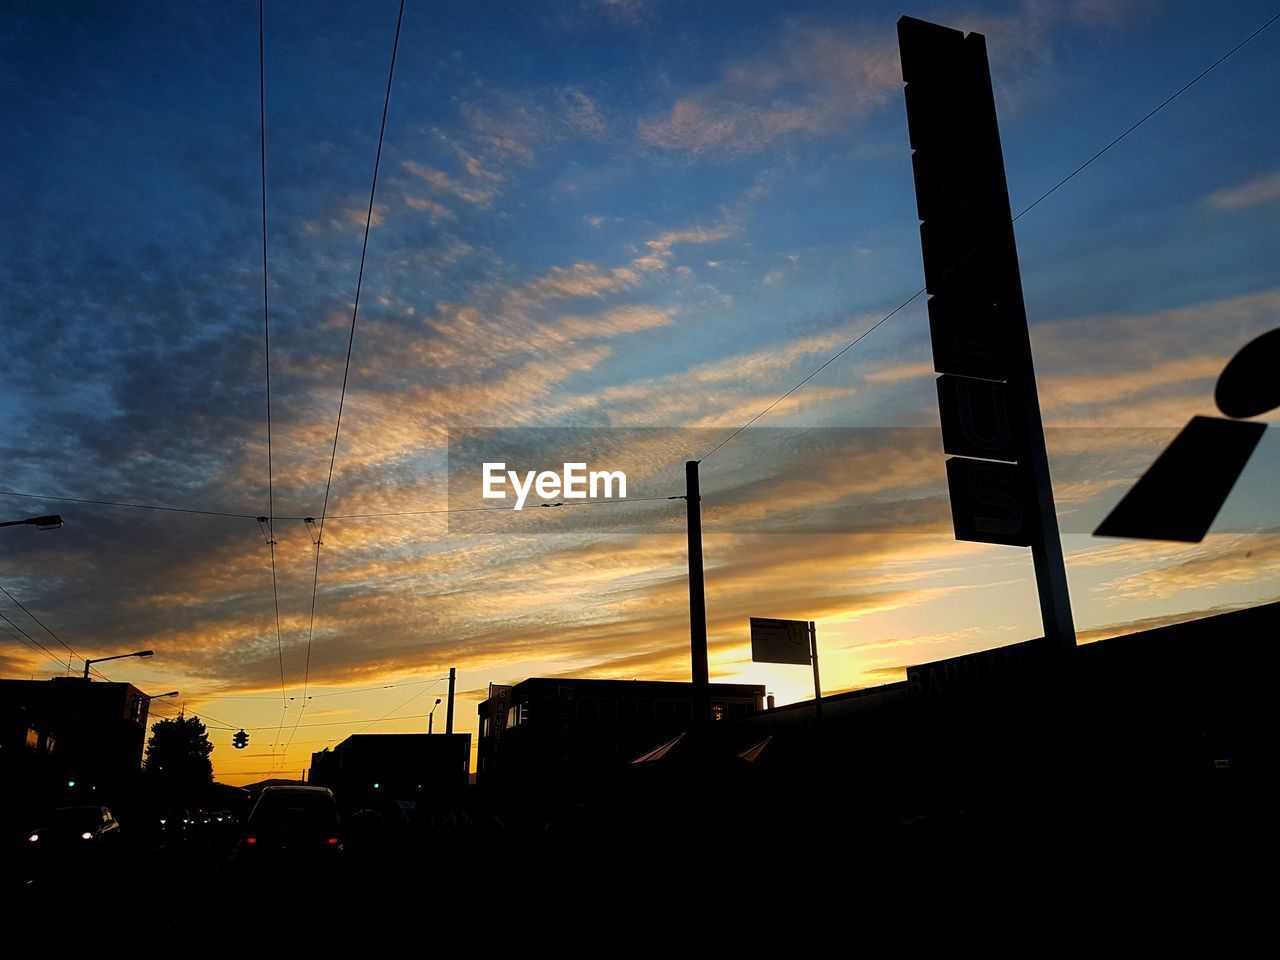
[3,770,1273,945]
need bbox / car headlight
[28,833,38,843]
[81,832,93,840]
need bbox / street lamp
[141,691,179,701]
[83,649,154,679]
[0,514,63,530]
[428,698,443,734]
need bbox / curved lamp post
[84,649,154,679]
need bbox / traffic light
[233,729,249,749]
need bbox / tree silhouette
[146,714,214,794]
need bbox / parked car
[235,786,342,861]
[26,806,123,855]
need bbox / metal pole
[810,621,823,731]
[445,666,456,735]
[686,461,709,728]
[83,659,91,679]
[429,710,434,735]
[967,31,1075,651]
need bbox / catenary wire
[289,0,407,767]
[257,0,289,724]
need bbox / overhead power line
[0,489,259,519]
[257,0,288,725]
[0,611,68,674]
[220,709,444,733]
[288,0,407,767]
[169,674,450,701]
[1012,9,1280,224]
[0,583,110,680]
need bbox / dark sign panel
[899,15,1075,646]
[945,457,1031,547]
[927,295,1009,382]
[487,684,512,737]
[899,16,1035,547]
[1095,416,1265,542]
[749,617,812,666]
[936,374,1020,462]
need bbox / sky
[1,0,1277,786]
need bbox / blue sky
[1,0,1278,782]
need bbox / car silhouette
[26,805,122,855]
[234,786,342,861]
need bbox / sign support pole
[686,460,710,731]
[970,36,1075,653]
[445,666,456,735]
[809,621,823,731]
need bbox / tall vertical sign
[898,16,1075,650]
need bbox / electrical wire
[0,489,259,519]
[236,709,444,733]
[288,0,407,768]
[257,0,289,747]
[148,673,451,701]
[0,489,679,523]
[0,614,67,674]
[0,583,110,680]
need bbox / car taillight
[244,835,257,845]
[327,836,340,845]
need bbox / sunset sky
[2,0,1277,786]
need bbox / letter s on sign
[945,457,1030,547]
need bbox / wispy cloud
[638,28,899,155]
[401,160,497,206]
[405,195,456,221]
[637,1,1144,156]
[1206,170,1280,210]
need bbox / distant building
[476,678,765,789]
[0,676,152,823]
[711,600,1280,800]
[0,676,151,784]
[309,732,470,807]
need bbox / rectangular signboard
[750,617,812,665]
[945,457,1031,547]
[899,14,1075,646]
[936,374,1020,462]
[487,684,512,738]
[1095,416,1265,542]
[899,16,1036,547]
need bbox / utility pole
[809,621,823,732]
[445,666,456,735]
[686,461,709,729]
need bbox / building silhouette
[309,732,470,809]
[0,676,153,826]
[477,677,765,789]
